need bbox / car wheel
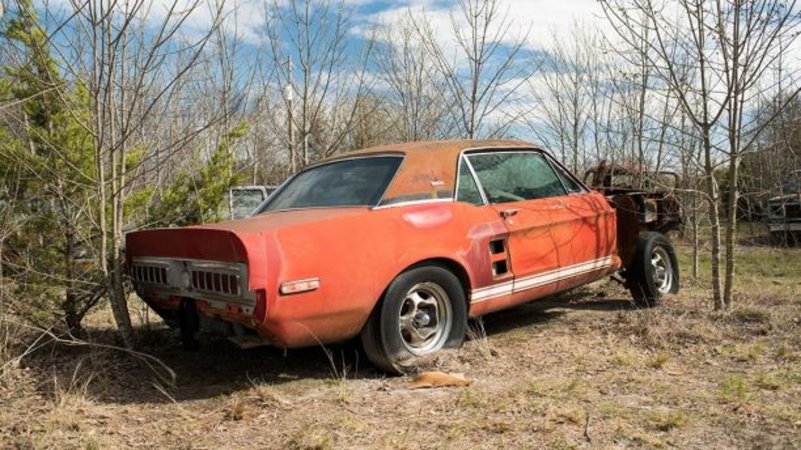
[625,232,680,308]
[360,265,467,374]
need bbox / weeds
[2,244,800,448]
[648,351,670,369]
[718,373,751,403]
[646,408,689,432]
[554,406,585,425]
[755,372,786,391]
[466,317,499,359]
[730,306,771,325]
[223,395,248,421]
[774,345,797,362]
[286,421,333,450]
[613,349,638,368]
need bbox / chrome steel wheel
[651,246,673,294]
[361,265,467,374]
[398,282,452,355]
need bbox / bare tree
[51,0,235,343]
[413,0,533,139]
[713,1,801,305]
[373,10,455,142]
[526,25,598,172]
[601,0,801,309]
[263,0,375,172]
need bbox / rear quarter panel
[262,202,506,347]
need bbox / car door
[544,156,617,291]
[464,150,611,297]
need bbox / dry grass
[2,242,801,448]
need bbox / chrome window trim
[371,198,454,210]
[252,177,292,214]
[453,152,489,206]
[541,153,589,195]
[454,145,540,206]
[461,148,571,204]
[256,153,405,213]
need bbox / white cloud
[357,0,610,54]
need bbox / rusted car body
[127,140,679,372]
[584,161,683,235]
[768,170,801,245]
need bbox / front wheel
[624,232,680,308]
[360,266,467,374]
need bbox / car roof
[316,139,544,206]
[320,139,540,162]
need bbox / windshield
[259,156,402,212]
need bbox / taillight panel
[130,257,256,312]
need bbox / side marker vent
[489,238,510,277]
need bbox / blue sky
[51,0,606,52]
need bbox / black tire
[625,232,680,308]
[360,265,467,374]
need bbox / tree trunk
[63,224,82,335]
[104,33,134,346]
[706,171,725,310]
[0,236,4,305]
[723,154,739,309]
[702,128,723,309]
[692,190,699,278]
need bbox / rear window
[259,156,402,211]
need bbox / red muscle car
[126,140,679,373]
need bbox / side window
[456,158,484,206]
[466,152,567,203]
[549,159,585,194]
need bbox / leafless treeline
[1,0,800,339]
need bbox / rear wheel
[360,265,467,374]
[625,232,680,307]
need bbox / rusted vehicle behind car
[584,160,683,235]
[768,170,801,246]
[126,140,680,373]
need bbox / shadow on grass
[477,293,633,337]
[20,325,372,406]
[20,291,634,406]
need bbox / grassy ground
[2,238,800,449]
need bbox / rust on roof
[317,139,541,206]
[322,139,539,162]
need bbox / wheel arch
[360,256,474,333]
[404,257,473,305]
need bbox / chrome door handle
[500,208,519,219]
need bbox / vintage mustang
[126,140,679,373]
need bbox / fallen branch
[1,319,176,387]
